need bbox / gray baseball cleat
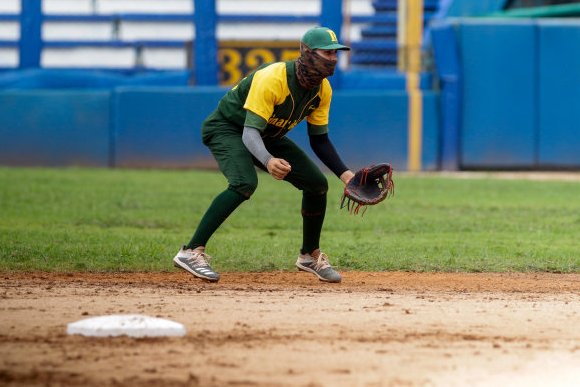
[173,247,220,282]
[296,251,342,283]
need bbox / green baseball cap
[301,27,350,51]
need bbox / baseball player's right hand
[267,158,291,180]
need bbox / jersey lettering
[268,117,288,128]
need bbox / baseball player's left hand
[340,170,355,185]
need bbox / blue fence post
[320,0,344,89]
[194,0,218,85]
[320,0,343,37]
[19,0,42,68]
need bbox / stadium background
[0,0,579,172]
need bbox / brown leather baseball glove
[341,163,394,215]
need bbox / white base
[67,314,186,338]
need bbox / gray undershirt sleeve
[242,126,273,168]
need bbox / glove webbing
[340,195,368,216]
[340,165,394,216]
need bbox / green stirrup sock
[301,192,327,255]
[186,189,246,249]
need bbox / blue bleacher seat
[349,0,440,68]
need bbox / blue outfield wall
[113,87,224,168]
[0,90,111,167]
[459,19,538,168]
[0,88,441,171]
[537,20,580,167]
[432,18,580,169]
[430,21,462,171]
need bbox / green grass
[1,167,579,273]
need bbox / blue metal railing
[4,0,355,84]
[1,0,430,81]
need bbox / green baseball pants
[186,110,328,255]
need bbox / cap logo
[326,29,338,43]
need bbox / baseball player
[173,26,354,283]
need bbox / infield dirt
[1,272,579,386]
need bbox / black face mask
[295,45,337,89]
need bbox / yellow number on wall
[280,49,300,62]
[218,48,243,85]
[245,49,275,71]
